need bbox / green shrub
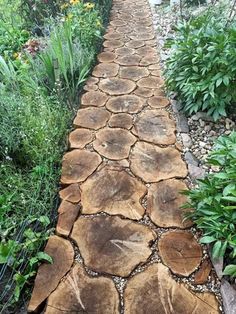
[184,132,236,276]
[0,23,30,60]
[32,20,93,106]
[0,0,112,310]
[0,91,69,166]
[0,91,69,310]
[165,10,236,120]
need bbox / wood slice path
[28,0,220,313]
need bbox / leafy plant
[165,9,236,120]
[32,20,92,106]
[0,216,52,305]
[19,0,63,27]
[184,132,236,276]
[0,0,112,310]
[63,1,103,48]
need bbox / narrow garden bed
[0,0,111,312]
[151,0,236,311]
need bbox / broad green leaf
[200,236,216,244]
[37,252,53,264]
[223,264,236,277]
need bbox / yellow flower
[70,0,80,5]
[96,20,101,27]
[60,3,69,9]
[13,52,19,59]
[84,2,95,9]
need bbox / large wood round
[158,230,203,276]
[124,263,219,314]
[106,95,145,113]
[92,63,119,78]
[147,179,193,228]
[93,128,136,160]
[137,76,164,89]
[132,109,176,145]
[71,216,155,277]
[97,51,116,63]
[45,264,119,314]
[81,166,146,219]
[61,150,102,184]
[69,129,93,149]
[130,141,188,183]
[73,107,110,130]
[119,66,149,81]
[81,91,108,107]
[99,78,136,95]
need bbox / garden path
[28,0,220,312]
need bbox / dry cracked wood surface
[28,0,220,313]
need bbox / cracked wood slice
[115,54,141,66]
[81,90,108,107]
[118,13,132,20]
[110,19,127,27]
[71,216,155,276]
[140,55,159,66]
[68,128,93,149]
[153,88,166,97]
[130,32,155,41]
[137,76,164,89]
[108,113,133,129]
[116,26,133,34]
[106,159,130,168]
[56,200,80,237]
[134,27,153,34]
[104,31,122,40]
[59,183,81,203]
[93,127,136,160]
[99,78,136,95]
[83,84,98,92]
[133,20,152,28]
[147,179,193,228]
[97,51,117,63]
[194,259,212,285]
[103,47,114,52]
[83,77,99,91]
[136,45,157,57]
[45,264,119,314]
[106,95,145,113]
[158,230,203,276]
[73,107,110,130]
[80,166,146,219]
[148,96,169,108]
[116,47,135,56]
[103,39,124,49]
[151,69,162,76]
[85,76,99,86]
[124,263,219,314]
[125,40,145,49]
[132,109,176,145]
[92,63,119,78]
[28,236,74,312]
[61,150,102,184]
[130,141,188,183]
[134,87,154,98]
[119,66,149,81]
[132,11,150,18]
